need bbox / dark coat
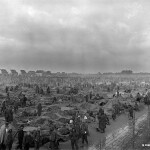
[4,109,10,122]
[37,103,42,116]
[80,123,88,135]
[23,134,32,148]
[18,129,24,142]
[99,114,106,129]
[5,131,13,147]
[69,129,78,141]
[8,108,13,122]
[49,131,57,142]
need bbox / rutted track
[88,114,148,150]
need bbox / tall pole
[132,110,135,150]
[147,91,150,137]
[148,105,150,137]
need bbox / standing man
[1,100,6,114]
[23,131,32,150]
[5,87,9,93]
[69,127,79,150]
[47,86,50,94]
[0,122,11,150]
[97,107,104,117]
[22,95,27,107]
[112,108,116,121]
[98,112,106,133]
[129,105,134,119]
[80,121,89,147]
[4,108,10,123]
[15,125,24,150]
[14,101,18,114]
[49,127,57,150]
[37,103,42,117]
[5,129,13,150]
[34,128,41,150]
[8,106,13,123]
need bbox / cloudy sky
[0,0,150,73]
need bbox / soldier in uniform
[15,125,24,150]
[85,95,88,102]
[5,86,9,93]
[112,108,116,121]
[22,95,27,107]
[35,85,40,94]
[53,97,57,104]
[74,122,81,140]
[136,92,141,102]
[14,101,18,114]
[1,100,6,114]
[90,92,92,100]
[47,86,50,94]
[69,127,79,150]
[23,131,32,150]
[98,112,106,133]
[57,88,60,94]
[0,122,13,150]
[8,106,13,123]
[104,114,110,125]
[34,129,41,150]
[40,88,44,95]
[4,108,10,123]
[80,121,88,146]
[5,129,13,150]
[128,105,134,119]
[49,127,57,150]
[0,122,7,150]
[37,103,42,116]
[98,107,104,116]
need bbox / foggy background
[0,0,150,73]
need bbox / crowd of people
[0,73,149,150]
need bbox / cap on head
[70,120,73,124]
[37,127,40,131]
[5,122,9,125]
[20,124,24,128]
[8,129,12,133]
[27,131,30,135]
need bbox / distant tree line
[121,70,133,74]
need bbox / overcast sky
[0,0,150,73]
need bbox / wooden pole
[100,138,102,150]
[148,105,150,137]
[132,110,135,150]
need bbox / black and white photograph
[0,0,150,150]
